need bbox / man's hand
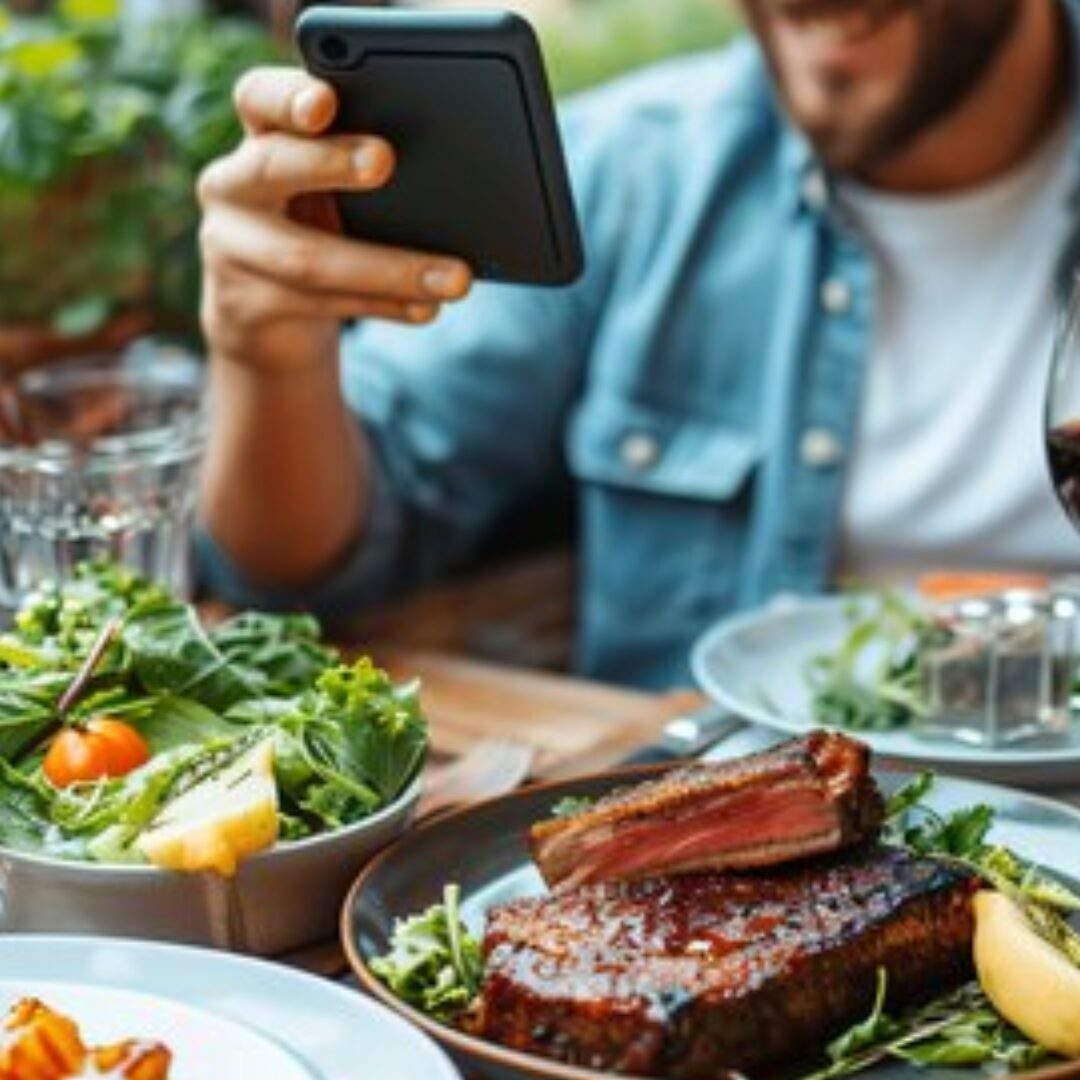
[199,67,476,587]
[198,66,473,374]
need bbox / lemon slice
[137,740,279,877]
[974,889,1080,1057]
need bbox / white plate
[692,595,1080,788]
[0,937,461,1080]
[0,980,312,1080]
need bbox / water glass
[0,340,205,614]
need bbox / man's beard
[762,0,1024,173]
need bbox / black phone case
[295,7,584,286]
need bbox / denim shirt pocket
[567,396,761,673]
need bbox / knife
[619,703,745,765]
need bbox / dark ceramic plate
[342,764,1080,1080]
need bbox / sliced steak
[474,846,975,1078]
[529,731,884,888]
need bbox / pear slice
[974,889,1080,1058]
[137,740,279,877]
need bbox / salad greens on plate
[0,562,427,867]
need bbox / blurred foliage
[0,0,281,338]
[535,0,744,98]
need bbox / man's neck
[862,0,1073,194]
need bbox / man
[197,0,1077,688]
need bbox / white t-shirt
[836,114,1080,583]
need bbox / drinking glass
[0,340,205,615]
[1046,273,1080,530]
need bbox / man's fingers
[198,133,395,209]
[201,205,473,304]
[233,66,337,135]
[204,266,441,344]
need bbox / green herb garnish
[806,593,941,732]
[371,883,483,1022]
[798,773,1080,1080]
[551,794,595,818]
[798,975,1047,1080]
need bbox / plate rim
[0,932,461,1080]
[342,761,1080,1080]
[690,595,1080,767]
[0,975,313,1078]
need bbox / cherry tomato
[43,718,151,788]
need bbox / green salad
[0,562,427,870]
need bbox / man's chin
[790,110,900,175]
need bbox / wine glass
[1046,274,1080,532]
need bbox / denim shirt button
[800,427,845,469]
[619,431,662,470]
[820,277,853,315]
[801,168,830,212]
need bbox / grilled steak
[529,731,884,888]
[474,846,975,1078]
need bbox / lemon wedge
[974,889,1080,1058]
[137,740,279,877]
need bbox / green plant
[0,0,281,339]
[535,0,744,98]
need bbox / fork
[418,738,535,820]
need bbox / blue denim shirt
[204,23,1080,689]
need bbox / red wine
[1047,418,1080,530]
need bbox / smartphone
[294,6,584,286]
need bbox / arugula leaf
[123,600,260,712]
[209,612,337,697]
[798,980,1045,1080]
[136,694,238,754]
[371,883,483,1022]
[826,970,897,1061]
[885,774,1080,913]
[0,758,54,852]
[261,659,426,831]
[301,659,427,805]
[806,592,937,732]
[0,669,69,761]
[883,772,934,821]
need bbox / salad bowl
[0,564,428,956]
[0,775,419,956]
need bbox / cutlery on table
[418,738,535,819]
[619,702,745,765]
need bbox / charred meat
[474,845,976,1078]
[529,731,884,888]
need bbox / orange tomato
[42,718,150,788]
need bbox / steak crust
[529,731,885,888]
[474,846,975,1078]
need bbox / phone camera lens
[316,34,351,68]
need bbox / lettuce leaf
[256,658,427,830]
[209,612,337,696]
[371,883,482,1022]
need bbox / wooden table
[377,646,706,779]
